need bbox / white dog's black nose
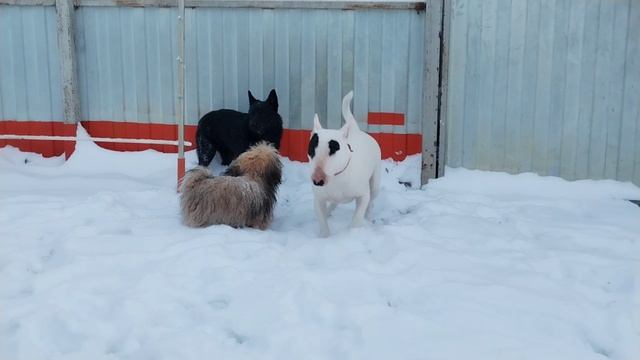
[313,179,325,186]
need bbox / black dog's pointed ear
[248,90,258,105]
[267,89,278,111]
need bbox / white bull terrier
[308,91,382,237]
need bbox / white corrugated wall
[72,7,425,135]
[0,6,63,121]
[186,8,425,135]
[446,0,640,185]
[74,7,179,124]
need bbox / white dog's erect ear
[313,114,323,131]
[340,121,352,139]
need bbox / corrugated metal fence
[1,1,436,169]
[7,0,637,185]
[74,6,426,132]
[185,8,425,135]
[0,6,62,121]
[446,0,640,185]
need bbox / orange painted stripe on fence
[5,121,33,153]
[286,129,312,162]
[0,121,6,148]
[29,122,52,156]
[0,120,422,162]
[54,122,77,159]
[125,122,139,151]
[0,120,77,158]
[367,112,405,126]
[138,120,152,151]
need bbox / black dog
[196,89,283,166]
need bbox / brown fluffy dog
[180,142,282,229]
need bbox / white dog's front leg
[327,202,338,216]
[365,200,373,220]
[350,193,370,228]
[315,198,330,237]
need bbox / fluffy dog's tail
[179,166,212,194]
[341,91,359,131]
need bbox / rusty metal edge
[420,0,442,186]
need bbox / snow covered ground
[1,126,640,360]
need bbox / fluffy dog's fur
[180,142,282,229]
[196,89,283,166]
[308,91,381,237]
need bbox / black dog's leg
[197,131,217,167]
[219,148,234,166]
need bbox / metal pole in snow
[55,0,80,125]
[177,0,186,191]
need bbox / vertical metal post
[56,0,80,125]
[437,0,450,178]
[177,0,186,190]
[421,0,444,185]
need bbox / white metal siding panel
[0,6,62,121]
[559,0,586,180]
[3,4,426,159]
[446,0,466,167]
[406,10,424,134]
[447,0,640,185]
[503,0,525,172]
[193,8,424,132]
[575,0,600,179]
[621,0,640,183]
[75,7,179,123]
[490,0,509,171]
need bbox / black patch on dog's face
[328,140,340,156]
[308,133,319,158]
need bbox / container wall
[446,0,640,185]
[75,7,179,124]
[185,8,425,135]
[68,6,427,158]
[0,5,63,122]
[73,7,425,131]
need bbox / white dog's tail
[341,91,359,131]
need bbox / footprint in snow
[226,329,248,345]
[207,297,230,310]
